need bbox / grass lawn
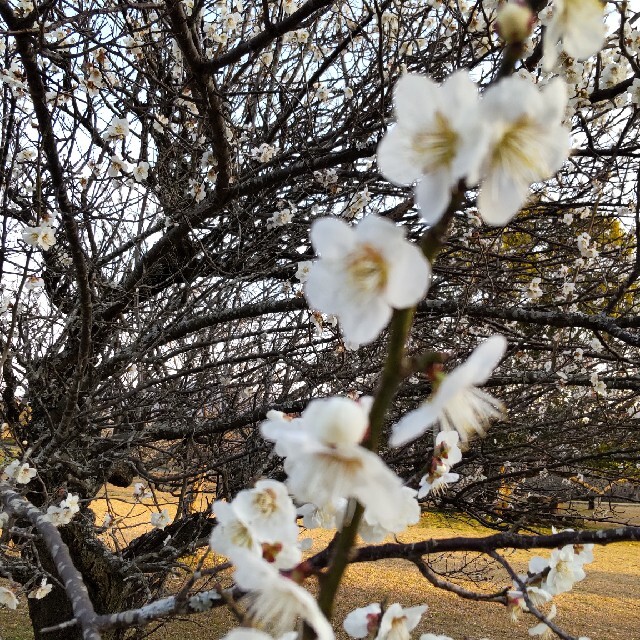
[1,491,639,640]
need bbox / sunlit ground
[1,487,639,640]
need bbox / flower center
[346,243,388,294]
[253,488,278,516]
[229,520,254,548]
[412,112,459,172]
[491,116,547,182]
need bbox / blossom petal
[377,126,423,186]
[390,404,441,447]
[415,172,453,226]
[478,168,530,227]
[384,242,431,308]
[310,217,355,259]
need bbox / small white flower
[108,154,128,178]
[133,482,151,499]
[377,603,427,640]
[2,460,36,484]
[525,277,543,300]
[105,117,129,139]
[133,161,149,182]
[377,71,487,225]
[477,77,570,226]
[150,509,171,530]
[344,603,427,640]
[210,500,263,557]
[44,505,75,526]
[305,215,431,345]
[282,0,298,15]
[22,223,57,251]
[391,336,506,446]
[25,276,45,290]
[0,586,19,609]
[542,0,606,71]
[28,578,52,600]
[252,143,277,163]
[295,261,312,283]
[16,148,36,162]
[417,460,459,498]
[233,480,298,544]
[231,550,333,640]
[359,487,420,542]
[262,398,409,532]
[189,180,206,203]
[344,603,381,638]
[60,493,80,513]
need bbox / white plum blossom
[268,209,294,228]
[418,459,459,498]
[344,603,427,640]
[525,277,543,300]
[22,223,57,251]
[231,549,334,640]
[108,155,128,178]
[544,545,587,594]
[304,215,431,345]
[150,509,171,530]
[295,261,312,283]
[16,148,36,162]
[211,480,301,569]
[133,482,151,499]
[590,372,607,397]
[477,77,570,226]
[105,117,129,139]
[189,180,206,203]
[252,143,277,163]
[391,335,506,446]
[25,276,45,290]
[378,71,486,225]
[542,0,606,71]
[0,586,18,609]
[433,430,463,467]
[377,604,427,640]
[343,603,381,638]
[282,0,298,14]
[416,431,463,498]
[28,578,52,600]
[44,494,80,527]
[261,398,411,532]
[2,460,37,484]
[133,162,149,182]
[211,500,262,556]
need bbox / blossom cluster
[378,72,570,229]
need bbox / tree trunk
[25,524,142,640]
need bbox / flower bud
[496,2,534,44]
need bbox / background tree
[0,1,639,639]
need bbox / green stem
[316,192,463,622]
